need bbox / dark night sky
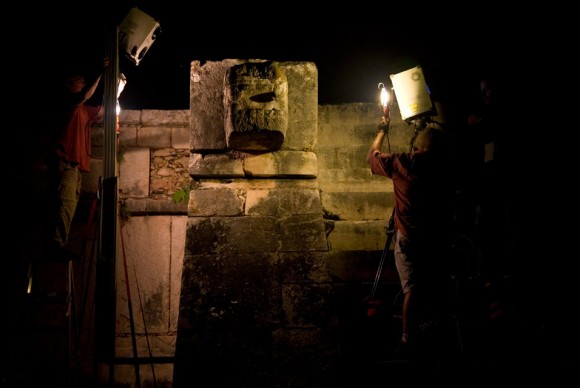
[33,2,518,112]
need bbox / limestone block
[170,216,187,331]
[172,127,190,149]
[188,188,245,216]
[118,125,138,147]
[327,220,389,251]
[243,151,318,178]
[280,61,318,151]
[246,188,322,216]
[123,198,186,214]
[281,284,334,326]
[119,147,150,197]
[320,191,394,221]
[317,167,386,193]
[186,217,279,254]
[141,110,189,126]
[118,109,142,125]
[138,126,171,148]
[189,153,245,178]
[279,214,328,252]
[278,252,331,283]
[116,216,174,333]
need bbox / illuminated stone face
[224,61,288,151]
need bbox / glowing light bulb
[380,84,389,107]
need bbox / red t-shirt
[368,149,454,241]
[55,104,103,172]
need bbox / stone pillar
[175,60,341,387]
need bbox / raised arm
[366,116,389,164]
[80,57,109,104]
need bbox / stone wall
[84,59,417,387]
[87,109,190,386]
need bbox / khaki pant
[52,160,82,248]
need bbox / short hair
[413,126,449,154]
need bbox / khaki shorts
[394,229,415,293]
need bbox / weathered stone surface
[279,214,328,252]
[115,334,177,358]
[321,191,394,221]
[195,179,319,190]
[116,216,185,335]
[318,103,412,152]
[141,109,189,126]
[137,126,171,148]
[123,198,187,214]
[224,61,288,151]
[317,166,389,193]
[189,153,245,178]
[118,125,138,147]
[118,109,142,125]
[280,61,318,151]
[246,188,322,216]
[150,148,191,200]
[188,188,245,216]
[318,144,370,170]
[119,147,150,198]
[179,252,280,328]
[186,217,279,254]
[172,127,190,149]
[190,59,245,151]
[282,284,334,327]
[243,151,318,178]
[327,220,389,251]
[278,252,331,283]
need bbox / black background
[30,2,519,110]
